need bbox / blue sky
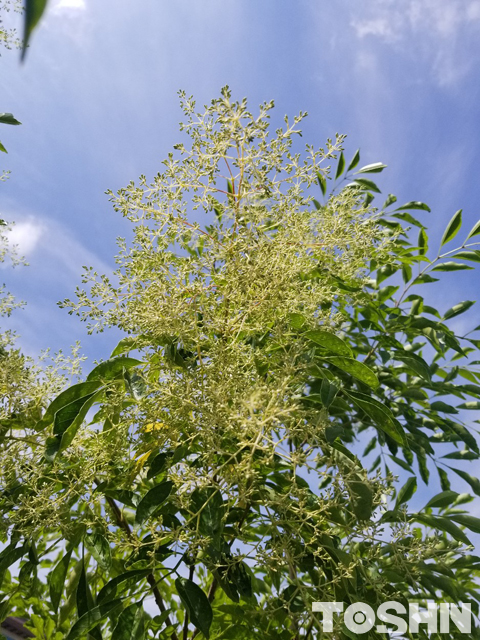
[2,0,480,361]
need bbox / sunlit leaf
[305,330,352,357]
[316,171,327,196]
[324,357,378,389]
[466,220,480,240]
[395,201,431,212]
[432,262,473,272]
[356,162,387,174]
[440,209,462,247]
[444,300,475,320]
[87,356,142,381]
[346,149,360,172]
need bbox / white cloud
[52,0,86,11]
[4,219,44,258]
[2,213,111,279]
[351,0,480,85]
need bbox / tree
[1,88,480,639]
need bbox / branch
[103,493,179,640]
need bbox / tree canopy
[1,89,480,639]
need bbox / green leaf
[76,559,95,619]
[411,514,471,545]
[447,422,479,453]
[382,194,397,209]
[392,212,424,228]
[457,401,480,410]
[124,370,146,400]
[175,578,213,639]
[97,570,150,604]
[135,481,173,526]
[85,533,112,572]
[378,285,399,303]
[0,544,28,588]
[229,561,252,599]
[389,455,414,472]
[438,467,451,491]
[87,357,142,381]
[402,264,412,283]
[45,388,104,461]
[316,171,326,196]
[395,477,417,509]
[453,250,480,262]
[449,514,480,534]
[335,152,345,180]
[432,262,473,272]
[356,162,387,174]
[351,178,381,193]
[190,487,225,543]
[65,600,123,640]
[22,0,49,60]
[417,449,430,484]
[312,198,321,211]
[112,602,145,640]
[346,149,360,172]
[418,228,429,255]
[393,350,431,382]
[49,550,72,613]
[348,479,373,520]
[345,390,407,446]
[323,357,378,389]
[325,424,345,443]
[395,201,431,212]
[442,450,479,461]
[430,401,458,414]
[440,209,462,246]
[0,141,7,154]
[466,220,480,240]
[320,379,340,408]
[288,313,307,329]
[37,381,103,430]
[53,392,98,436]
[305,330,352,356]
[331,440,362,466]
[110,336,144,357]
[449,467,480,496]
[424,490,459,510]
[147,453,169,479]
[0,113,22,126]
[444,300,475,320]
[413,274,438,284]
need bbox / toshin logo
[312,601,472,634]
